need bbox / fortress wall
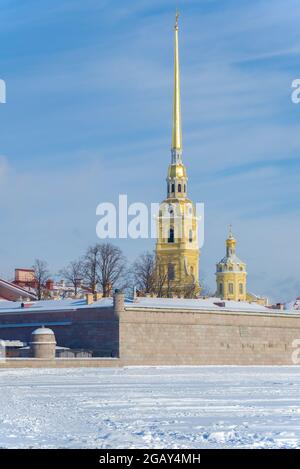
[1,302,300,366]
[120,307,300,365]
[0,306,118,357]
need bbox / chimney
[113,289,125,317]
[86,293,94,305]
[94,292,103,301]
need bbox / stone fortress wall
[0,292,300,367]
[117,294,300,366]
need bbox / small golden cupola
[216,226,247,301]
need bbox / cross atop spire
[171,11,182,163]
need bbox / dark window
[189,229,193,242]
[168,264,175,280]
[171,183,175,192]
[178,184,182,192]
[168,228,174,243]
[184,184,186,192]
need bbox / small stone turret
[30,327,56,359]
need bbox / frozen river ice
[0,366,300,449]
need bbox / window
[171,183,175,193]
[239,283,243,294]
[168,228,174,243]
[178,183,182,192]
[228,283,234,294]
[189,229,193,243]
[219,283,223,295]
[184,184,186,192]
[168,264,175,280]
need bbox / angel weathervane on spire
[175,10,179,30]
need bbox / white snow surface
[0,366,300,449]
[31,328,55,335]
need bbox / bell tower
[155,13,200,297]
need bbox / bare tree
[152,260,168,297]
[180,282,199,299]
[132,252,156,294]
[82,243,127,296]
[82,245,101,293]
[200,274,214,297]
[98,243,127,297]
[32,259,50,300]
[59,259,84,296]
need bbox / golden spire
[171,10,182,153]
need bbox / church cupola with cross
[216,227,247,301]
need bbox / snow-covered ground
[0,366,300,449]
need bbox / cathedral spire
[171,11,182,164]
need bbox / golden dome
[226,237,236,248]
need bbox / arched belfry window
[171,183,175,193]
[178,183,182,193]
[168,228,174,243]
[189,229,193,243]
[168,263,175,280]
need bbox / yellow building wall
[216,272,247,301]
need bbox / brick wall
[119,307,300,365]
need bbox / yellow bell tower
[155,13,200,297]
[216,226,247,301]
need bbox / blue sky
[0,0,300,301]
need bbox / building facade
[156,14,200,296]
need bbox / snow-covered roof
[218,253,244,265]
[129,296,268,312]
[127,297,298,315]
[0,297,113,315]
[0,278,37,301]
[0,296,297,316]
